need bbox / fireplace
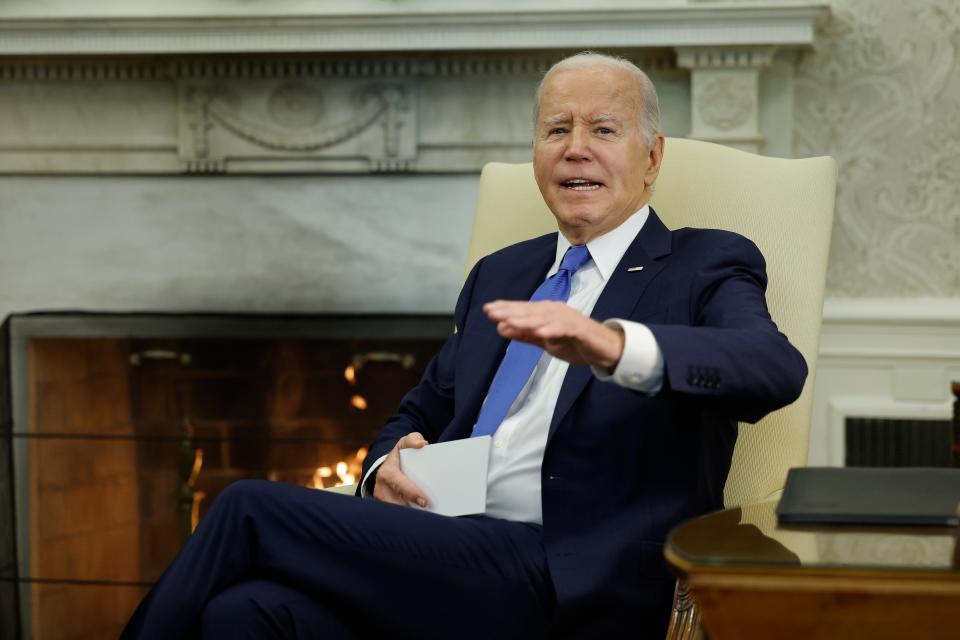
[0,312,450,639]
[0,5,829,638]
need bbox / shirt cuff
[360,454,389,498]
[591,319,664,394]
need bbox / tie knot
[559,244,591,274]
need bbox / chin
[558,207,602,223]
[553,212,600,235]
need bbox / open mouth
[561,178,603,192]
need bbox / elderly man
[123,52,806,639]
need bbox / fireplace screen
[1,313,450,640]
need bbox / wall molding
[822,297,960,327]
[0,3,827,56]
[676,45,777,69]
[0,53,677,83]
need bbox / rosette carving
[697,75,754,131]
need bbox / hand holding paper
[372,432,430,508]
[399,437,491,517]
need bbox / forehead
[537,65,641,121]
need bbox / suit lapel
[547,209,673,442]
[498,235,558,303]
[446,235,557,440]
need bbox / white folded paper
[398,436,491,517]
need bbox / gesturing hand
[483,300,625,372]
[372,432,429,508]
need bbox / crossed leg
[121,480,554,640]
[201,579,356,639]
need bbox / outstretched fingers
[483,299,625,369]
[485,301,581,342]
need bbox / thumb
[401,432,428,449]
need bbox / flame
[307,448,369,489]
[308,466,331,489]
[350,395,368,410]
[335,461,355,486]
[344,364,356,385]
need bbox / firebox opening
[1,312,451,639]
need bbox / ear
[644,134,665,187]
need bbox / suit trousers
[121,479,555,640]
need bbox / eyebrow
[590,114,621,125]
[541,113,622,127]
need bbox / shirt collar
[550,204,650,282]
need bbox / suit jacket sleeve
[646,233,808,424]
[360,258,483,485]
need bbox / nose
[564,127,592,162]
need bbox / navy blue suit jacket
[363,208,807,632]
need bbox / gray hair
[533,51,661,147]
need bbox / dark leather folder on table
[777,467,960,526]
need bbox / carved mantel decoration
[678,46,776,151]
[179,77,416,173]
[0,1,828,174]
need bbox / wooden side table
[665,501,960,639]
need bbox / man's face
[533,65,664,244]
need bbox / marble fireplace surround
[0,0,828,318]
[0,2,828,637]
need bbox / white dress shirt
[363,206,665,524]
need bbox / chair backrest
[465,137,836,507]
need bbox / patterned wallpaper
[794,0,960,297]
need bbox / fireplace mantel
[0,0,828,175]
[0,1,826,55]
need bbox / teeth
[563,178,601,191]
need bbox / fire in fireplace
[0,312,450,640]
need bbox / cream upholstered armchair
[464,137,836,638]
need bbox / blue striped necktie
[471,244,592,438]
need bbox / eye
[548,127,567,135]
[597,127,614,135]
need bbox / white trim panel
[810,297,960,467]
